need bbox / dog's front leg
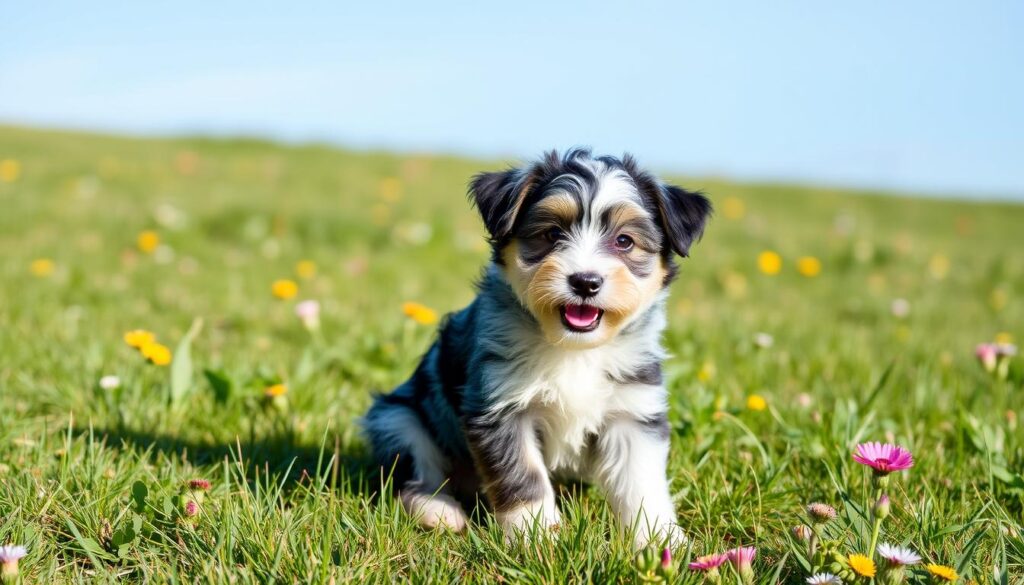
[592,415,684,548]
[465,410,560,540]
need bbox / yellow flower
[697,361,716,383]
[271,279,299,300]
[264,383,288,398]
[402,301,439,325]
[720,270,748,299]
[928,253,950,280]
[0,159,21,182]
[378,177,403,203]
[796,256,821,277]
[995,332,1014,345]
[722,196,746,220]
[30,258,55,277]
[990,288,1008,312]
[746,394,767,411]
[140,341,172,366]
[927,564,958,582]
[295,260,317,280]
[848,553,876,578]
[137,230,160,254]
[757,250,782,275]
[124,329,156,348]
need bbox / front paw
[495,499,561,542]
[400,490,469,532]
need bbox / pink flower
[976,343,998,372]
[726,546,756,568]
[806,502,837,523]
[295,299,321,330]
[660,547,672,570]
[184,500,199,517]
[188,479,211,491]
[853,442,914,475]
[688,553,728,571]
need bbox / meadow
[0,124,1021,583]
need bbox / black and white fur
[362,149,711,546]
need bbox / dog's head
[470,149,711,348]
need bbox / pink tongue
[565,304,600,328]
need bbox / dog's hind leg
[362,398,468,531]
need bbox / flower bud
[807,502,837,524]
[658,547,676,579]
[872,473,891,489]
[874,494,891,520]
[636,547,658,573]
[883,565,906,585]
[186,478,211,504]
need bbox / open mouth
[560,304,604,333]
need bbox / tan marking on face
[603,202,648,227]
[597,266,647,331]
[531,194,580,226]
[601,202,662,252]
[570,256,667,346]
[500,195,669,348]
[523,254,573,343]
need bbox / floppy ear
[468,168,532,242]
[655,185,712,257]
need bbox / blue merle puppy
[363,149,711,546]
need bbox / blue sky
[2,1,1022,198]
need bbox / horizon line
[4,119,1022,205]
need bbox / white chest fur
[487,324,667,475]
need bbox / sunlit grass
[0,124,1021,583]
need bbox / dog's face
[471,150,711,348]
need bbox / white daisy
[99,375,121,390]
[0,545,27,563]
[753,332,774,348]
[877,543,922,566]
[0,544,28,576]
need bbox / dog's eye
[545,227,565,242]
[614,234,634,251]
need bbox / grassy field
[0,124,1021,583]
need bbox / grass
[0,124,1022,583]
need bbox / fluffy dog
[363,149,711,546]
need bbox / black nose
[568,272,604,298]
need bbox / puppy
[363,149,711,546]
